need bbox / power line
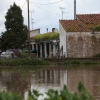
[30,3,62,16]
[30,3,70,18]
[22,0,27,9]
[29,0,63,5]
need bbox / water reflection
[0,66,100,100]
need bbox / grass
[62,60,100,65]
[0,58,50,66]
[0,58,100,67]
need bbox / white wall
[59,23,67,57]
[30,29,40,38]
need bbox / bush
[93,54,100,57]
[0,91,23,100]
[0,58,50,66]
[71,60,81,64]
[20,51,36,58]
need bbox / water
[0,65,100,100]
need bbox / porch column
[49,43,51,58]
[32,44,34,50]
[40,44,42,58]
[36,43,38,57]
[45,70,47,84]
[53,44,56,56]
[44,42,47,58]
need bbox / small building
[30,28,40,38]
[30,28,59,58]
[59,14,100,58]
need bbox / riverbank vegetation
[0,58,100,66]
[63,60,100,65]
[0,58,49,66]
[0,82,92,100]
[93,54,100,57]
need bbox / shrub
[0,58,50,66]
[93,54,100,57]
[20,51,36,58]
[71,60,81,64]
[94,25,100,31]
[0,91,23,100]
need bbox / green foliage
[20,51,36,58]
[0,82,93,100]
[28,90,42,100]
[85,22,89,24]
[63,60,99,65]
[71,60,81,64]
[0,58,49,66]
[27,82,93,100]
[34,32,59,42]
[68,27,72,31]
[94,25,100,31]
[0,91,23,100]
[1,2,28,50]
[93,54,100,57]
[0,58,99,66]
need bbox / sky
[0,0,100,35]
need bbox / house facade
[59,14,100,58]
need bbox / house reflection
[0,67,100,100]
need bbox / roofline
[30,28,40,32]
[76,13,100,16]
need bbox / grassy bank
[63,60,100,65]
[0,58,100,66]
[0,58,49,66]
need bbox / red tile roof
[60,14,100,32]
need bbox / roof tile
[60,14,100,32]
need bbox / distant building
[30,28,40,38]
[30,28,59,58]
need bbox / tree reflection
[1,71,31,97]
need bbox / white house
[59,14,100,58]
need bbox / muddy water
[0,66,100,100]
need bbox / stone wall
[66,32,100,58]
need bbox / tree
[1,3,28,51]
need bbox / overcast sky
[0,0,100,35]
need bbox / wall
[30,29,40,38]
[59,23,67,57]
[66,32,100,58]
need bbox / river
[0,65,100,100]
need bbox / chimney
[74,0,76,20]
[46,28,48,33]
[52,28,55,32]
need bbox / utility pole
[74,0,76,20]
[27,0,30,56]
[30,11,34,30]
